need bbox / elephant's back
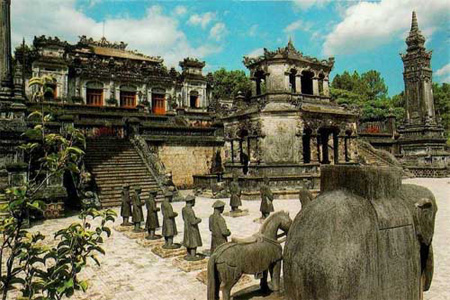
[284,189,379,300]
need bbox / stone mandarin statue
[131,186,144,232]
[145,189,160,240]
[298,179,314,209]
[182,195,203,261]
[161,192,180,249]
[209,200,231,253]
[229,175,242,212]
[259,176,274,219]
[120,184,132,226]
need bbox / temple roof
[77,36,163,63]
[243,40,334,69]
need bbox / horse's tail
[207,254,218,300]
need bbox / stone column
[312,77,319,96]
[0,0,13,94]
[296,74,302,94]
[251,79,257,96]
[323,79,330,97]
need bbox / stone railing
[359,119,395,135]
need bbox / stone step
[90,169,149,176]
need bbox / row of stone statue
[120,184,231,261]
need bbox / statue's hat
[212,200,225,208]
[185,195,196,202]
[122,183,130,188]
[134,186,142,191]
[164,191,173,197]
[149,189,158,195]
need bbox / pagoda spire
[411,11,419,32]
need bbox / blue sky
[11,0,450,96]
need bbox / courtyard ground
[25,178,449,300]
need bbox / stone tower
[397,11,449,177]
[401,11,435,125]
[0,0,13,99]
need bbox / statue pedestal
[152,245,185,258]
[136,237,164,248]
[122,231,146,239]
[113,225,134,232]
[172,256,209,272]
[223,209,249,218]
[232,284,285,300]
[253,217,265,224]
[196,270,254,289]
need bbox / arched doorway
[190,90,200,108]
[302,128,312,163]
[120,84,137,108]
[152,88,166,115]
[238,129,249,175]
[289,69,297,93]
[301,70,314,95]
[86,81,104,106]
[318,127,340,164]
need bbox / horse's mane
[259,211,288,234]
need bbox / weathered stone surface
[151,245,185,258]
[135,238,164,248]
[196,270,254,288]
[122,230,146,240]
[284,165,437,300]
[173,256,208,272]
[113,225,134,232]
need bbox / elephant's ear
[415,198,436,246]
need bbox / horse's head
[260,211,292,243]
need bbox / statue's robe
[145,195,160,230]
[209,212,231,252]
[182,206,202,248]
[299,187,314,208]
[131,192,144,223]
[161,200,178,237]
[260,184,274,214]
[229,181,242,207]
[120,189,131,217]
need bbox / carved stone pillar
[312,77,319,96]
[296,75,302,94]
[323,79,330,97]
[251,79,257,96]
[0,0,13,94]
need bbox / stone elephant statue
[283,165,437,300]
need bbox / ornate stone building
[397,12,449,176]
[25,35,212,113]
[218,41,359,198]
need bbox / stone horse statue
[207,211,292,300]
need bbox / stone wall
[157,145,220,188]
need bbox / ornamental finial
[411,11,419,32]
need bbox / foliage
[433,83,450,144]
[331,70,404,121]
[0,107,116,299]
[28,76,57,102]
[211,68,252,100]
[106,98,117,105]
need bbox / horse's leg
[221,275,239,300]
[270,261,281,293]
[260,270,269,294]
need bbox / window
[86,81,104,106]
[301,70,314,95]
[190,91,199,108]
[120,85,137,108]
[152,88,166,115]
[289,69,297,93]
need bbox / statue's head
[212,200,225,213]
[185,195,196,207]
[165,192,173,202]
[263,176,270,184]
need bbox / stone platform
[173,256,209,272]
[122,230,146,239]
[196,270,254,288]
[113,225,134,232]
[224,209,249,218]
[152,245,186,258]
[135,237,165,248]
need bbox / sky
[10,0,450,96]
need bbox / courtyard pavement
[23,178,449,300]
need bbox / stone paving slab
[173,256,209,272]
[152,245,186,258]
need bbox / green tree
[0,77,116,299]
[433,83,450,144]
[211,68,252,100]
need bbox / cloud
[248,24,258,37]
[188,12,216,29]
[246,48,264,58]
[284,20,313,33]
[292,0,331,10]
[210,23,227,41]
[323,0,450,56]
[10,1,222,67]
[435,64,450,83]
[173,5,187,16]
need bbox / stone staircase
[84,138,164,207]
[357,140,409,173]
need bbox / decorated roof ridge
[33,35,69,48]
[77,35,163,62]
[405,11,426,52]
[242,40,334,68]
[179,57,206,68]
